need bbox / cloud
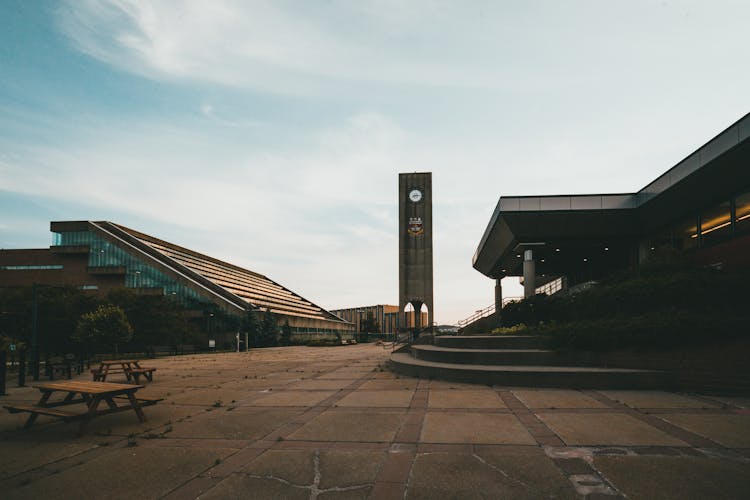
[7,0,747,323]
[49,0,601,95]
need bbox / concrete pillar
[494,278,503,326]
[523,250,535,298]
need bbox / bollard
[0,351,6,396]
[18,349,26,387]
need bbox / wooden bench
[4,404,81,421]
[127,367,157,383]
[91,360,155,383]
[48,356,73,380]
[4,380,159,432]
[112,394,163,405]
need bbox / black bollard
[18,349,26,387]
[0,351,6,396]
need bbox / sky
[1,1,749,324]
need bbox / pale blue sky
[1,1,749,323]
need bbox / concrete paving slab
[168,388,254,406]
[358,379,419,390]
[336,390,414,408]
[4,346,744,499]
[660,413,750,448]
[241,449,314,484]
[421,412,536,444]
[407,451,577,499]
[286,410,405,442]
[0,439,114,480]
[6,446,235,500]
[513,389,609,409]
[249,391,335,407]
[200,474,310,500]
[428,390,506,409]
[600,391,721,409]
[318,450,386,489]
[537,413,688,446]
[594,455,750,500]
[220,378,296,390]
[429,380,489,390]
[82,403,197,436]
[168,408,303,440]
[288,379,352,390]
[316,371,370,380]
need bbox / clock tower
[399,172,434,335]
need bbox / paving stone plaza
[1,344,749,499]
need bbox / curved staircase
[389,335,674,389]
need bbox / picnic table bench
[91,359,157,383]
[3,380,160,432]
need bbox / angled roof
[53,221,345,324]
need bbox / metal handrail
[456,297,522,328]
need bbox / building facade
[473,113,750,307]
[329,305,400,335]
[0,221,352,338]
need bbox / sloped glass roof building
[0,221,350,335]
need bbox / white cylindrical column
[523,250,535,298]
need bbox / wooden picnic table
[3,380,160,432]
[92,359,156,383]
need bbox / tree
[107,289,184,348]
[73,305,133,356]
[258,311,278,347]
[280,320,292,346]
[241,308,262,347]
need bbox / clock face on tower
[409,189,423,202]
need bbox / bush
[498,259,749,351]
[489,324,529,336]
[542,311,749,351]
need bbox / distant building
[329,304,431,335]
[0,221,351,342]
[330,305,400,335]
[473,113,750,309]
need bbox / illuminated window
[736,192,750,234]
[673,217,697,250]
[701,200,731,245]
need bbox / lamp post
[207,312,214,350]
[31,283,39,381]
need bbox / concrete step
[389,352,674,390]
[411,344,561,366]
[435,335,551,350]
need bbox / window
[735,191,750,234]
[701,200,732,245]
[673,216,698,250]
[0,265,64,270]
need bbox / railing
[380,324,436,351]
[456,297,522,328]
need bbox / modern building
[329,304,430,336]
[329,305,400,335]
[473,113,750,310]
[0,221,352,340]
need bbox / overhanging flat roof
[474,112,750,278]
